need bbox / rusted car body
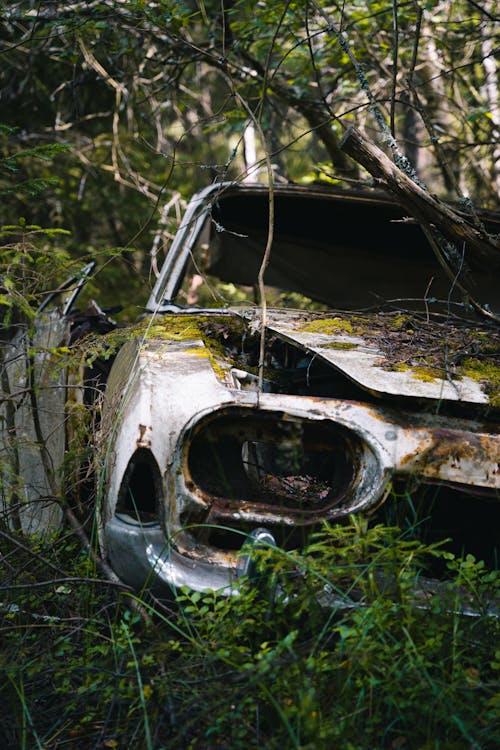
[97,184,499,597]
[1,184,497,601]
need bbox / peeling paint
[136,423,153,448]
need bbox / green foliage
[0,127,70,198]
[1,4,499,749]
[1,521,498,749]
[0,223,73,328]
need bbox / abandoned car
[1,183,499,601]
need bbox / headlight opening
[185,409,387,524]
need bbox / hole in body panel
[116,448,162,522]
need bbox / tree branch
[340,127,500,270]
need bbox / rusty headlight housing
[182,407,389,528]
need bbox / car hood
[261,308,494,407]
[160,306,493,413]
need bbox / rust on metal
[136,423,152,448]
[402,429,499,486]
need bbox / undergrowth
[1,519,499,750]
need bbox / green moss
[323,341,358,350]
[205,349,231,382]
[461,357,500,407]
[471,331,490,342]
[388,361,410,373]
[140,316,237,382]
[80,316,209,368]
[389,314,412,330]
[134,315,235,382]
[144,315,205,341]
[412,365,438,383]
[298,317,353,335]
[184,346,210,358]
[199,332,236,380]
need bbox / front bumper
[105,514,499,618]
[105,514,239,595]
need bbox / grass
[1,511,499,750]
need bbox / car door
[0,262,95,534]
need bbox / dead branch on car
[340,127,500,324]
